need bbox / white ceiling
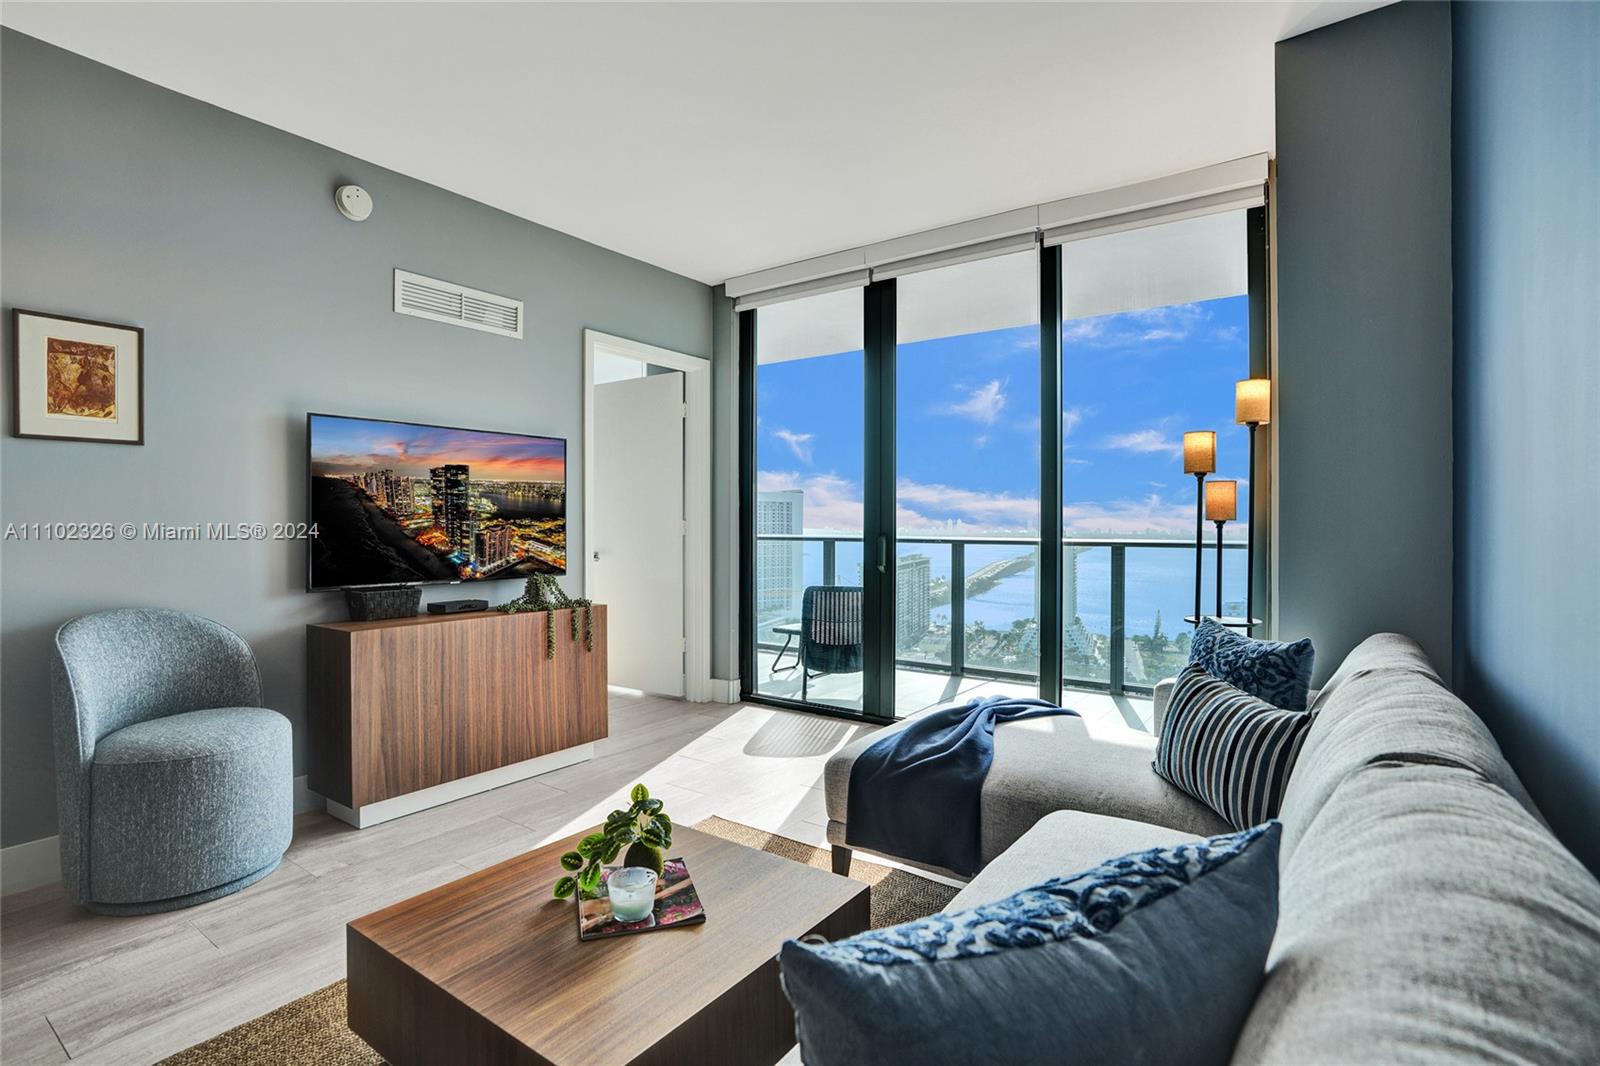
[1,2,1386,285]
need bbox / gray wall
[0,30,712,849]
[1452,1,1600,872]
[1274,1,1455,684]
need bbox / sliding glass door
[1056,209,1261,696]
[893,250,1041,716]
[744,287,867,714]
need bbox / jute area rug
[158,816,958,1065]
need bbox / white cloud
[1129,303,1204,342]
[1063,494,1197,535]
[937,380,1006,425]
[757,470,862,531]
[1064,303,1210,348]
[1063,406,1089,438]
[896,479,1040,530]
[771,427,814,464]
[1100,428,1183,460]
[1064,319,1105,343]
[757,470,1238,539]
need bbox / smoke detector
[335,184,373,222]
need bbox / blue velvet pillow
[1189,618,1314,711]
[779,822,1281,1066]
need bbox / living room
[1,2,1596,1064]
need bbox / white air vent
[394,270,523,339]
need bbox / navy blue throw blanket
[845,695,1077,876]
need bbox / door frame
[583,329,713,703]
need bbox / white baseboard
[1,835,61,897]
[2,775,323,899]
[709,677,742,704]
[324,744,595,829]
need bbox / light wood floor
[0,687,1149,1064]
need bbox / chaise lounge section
[823,633,1537,875]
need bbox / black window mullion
[737,308,757,699]
[1037,246,1064,704]
[1245,206,1270,632]
[862,279,897,719]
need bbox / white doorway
[583,330,712,701]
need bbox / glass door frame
[738,290,900,723]
[739,209,1269,717]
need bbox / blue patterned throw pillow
[1189,618,1314,711]
[1156,663,1313,830]
[780,822,1281,1066]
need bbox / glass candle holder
[607,867,658,923]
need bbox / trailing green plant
[552,783,673,899]
[498,574,594,658]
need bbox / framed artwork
[12,309,144,444]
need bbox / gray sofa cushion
[91,706,293,904]
[1235,760,1600,1065]
[826,710,1228,869]
[948,809,1202,911]
[1276,635,1538,860]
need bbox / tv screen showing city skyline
[308,413,566,590]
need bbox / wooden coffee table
[347,824,870,1066]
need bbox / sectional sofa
[816,634,1600,1062]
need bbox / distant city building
[474,523,512,567]
[756,490,804,619]
[1123,639,1148,684]
[389,475,414,516]
[896,553,932,649]
[361,470,391,507]
[1064,616,1096,659]
[1063,545,1082,623]
[431,464,472,552]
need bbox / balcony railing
[754,533,1247,695]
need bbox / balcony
[754,533,1247,718]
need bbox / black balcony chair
[801,585,864,702]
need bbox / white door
[592,372,685,696]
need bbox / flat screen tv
[308,413,566,591]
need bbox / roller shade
[1041,154,1267,247]
[727,153,1267,311]
[733,269,870,311]
[754,286,864,365]
[1061,209,1247,321]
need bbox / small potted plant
[553,783,673,900]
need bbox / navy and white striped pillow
[1154,663,1313,830]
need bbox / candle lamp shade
[1205,479,1238,522]
[1183,431,1217,474]
[1236,378,1271,426]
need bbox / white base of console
[325,743,596,829]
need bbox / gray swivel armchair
[52,608,293,914]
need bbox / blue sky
[757,294,1251,536]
